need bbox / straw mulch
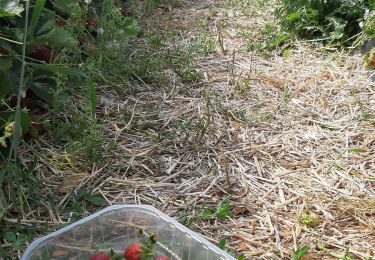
[27,0,375,259]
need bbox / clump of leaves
[246,23,290,57]
[275,0,373,46]
[201,197,232,219]
[300,212,319,228]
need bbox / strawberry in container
[21,205,235,260]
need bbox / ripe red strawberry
[156,256,170,260]
[29,44,53,62]
[86,18,99,32]
[89,253,110,260]
[86,18,99,27]
[124,244,142,260]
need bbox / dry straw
[19,0,375,259]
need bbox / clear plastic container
[22,205,236,260]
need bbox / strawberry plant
[0,0,85,106]
[275,0,373,46]
[0,1,138,258]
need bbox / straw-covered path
[43,0,375,259]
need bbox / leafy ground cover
[276,0,373,45]
[1,0,375,259]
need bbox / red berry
[77,35,86,46]
[29,44,53,62]
[86,18,99,27]
[124,244,142,260]
[89,253,110,260]
[156,257,170,260]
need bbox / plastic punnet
[21,205,236,260]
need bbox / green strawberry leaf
[215,197,231,218]
[4,231,17,242]
[0,71,12,98]
[35,28,77,48]
[30,63,87,78]
[50,0,76,16]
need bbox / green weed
[191,22,216,55]
[218,238,246,259]
[169,48,202,83]
[244,22,290,57]
[0,1,138,257]
[201,197,232,219]
[235,76,252,95]
[276,0,372,46]
[292,244,310,260]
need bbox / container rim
[21,204,236,260]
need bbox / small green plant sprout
[340,249,354,260]
[218,238,234,255]
[201,197,232,219]
[300,212,319,228]
[237,254,245,260]
[191,29,216,55]
[283,86,291,101]
[292,244,310,260]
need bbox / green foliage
[0,0,138,258]
[201,197,232,219]
[292,244,310,260]
[276,0,372,45]
[169,49,202,83]
[0,1,83,103]
[87,79,97,116]
[191,26,216,55]
[245,22,290,57]
[237,254,245,260]
[218,238,234,255]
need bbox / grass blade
[88,79,97,117]
[29,0,46,37]
[10,0,30,160]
